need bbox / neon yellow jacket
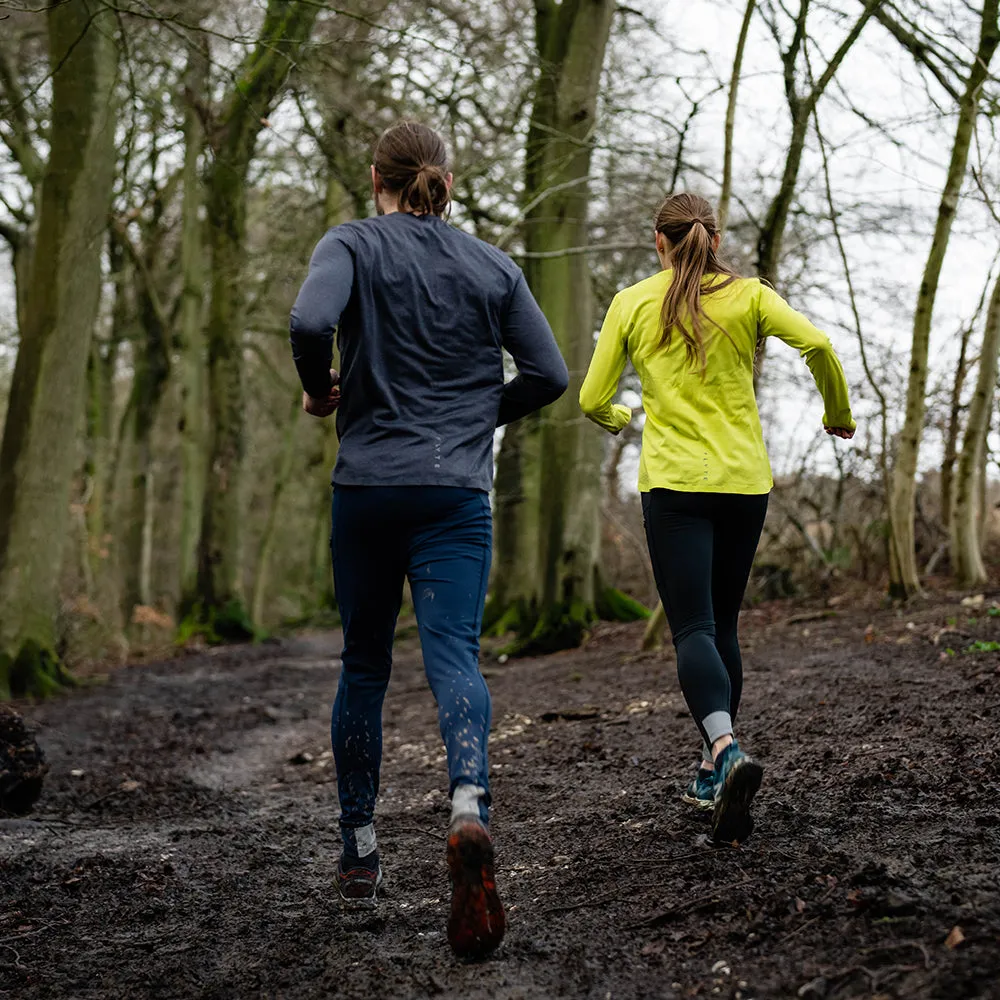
[579,271,856,495]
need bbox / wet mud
[2,594,999,999]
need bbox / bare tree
[951,264,1000,585]
[487,0,617,653]
[190,0,319,637]
[888,0,999,598]
[0,0,119,697]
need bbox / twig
[390,825,446,842]
[627,880,749,930]
[542,887,622,915]
[860,939,933,970]
[779,912,822,944]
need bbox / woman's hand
[824,426,854,440]
[303,369,341,418]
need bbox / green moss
[500,597,595,657]
[595,587,650,622]
[481,597,536,639]
[0,640,75,700]
[176,597,256,646]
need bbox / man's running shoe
[681,766,716,811]
[446,817,505,959]
[337,856,383,909]
[711,741,763,845]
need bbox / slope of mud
[2,596,998,999]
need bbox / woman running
[579,193,855,844]
[289,121,568,956]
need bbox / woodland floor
[2,592,1000,1000]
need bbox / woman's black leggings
[642,489,769,755]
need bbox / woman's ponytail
[655,193,739,374]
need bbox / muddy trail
[2,595,999,1000]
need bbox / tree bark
[83,234,127,617]
[251,396,300,627]
[951,265,1000,587]
[889,0,999,599]
[941,321,975,533]
[0,0,118,698]
[177,30,209,605]
[718,0,756,236]
[192,0,318,637]
[488,0,616,654]
[120,211,172,624]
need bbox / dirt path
[2,596,999,999]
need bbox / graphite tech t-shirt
[290,212,568,492]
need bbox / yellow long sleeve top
[579,271,856,495]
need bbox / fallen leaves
[944,925,965,950]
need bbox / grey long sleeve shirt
[289,212,568,491]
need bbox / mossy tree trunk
[251,396,300,628]
[119,190,172,623]
[191,0,318,638]
[0,0,118,698]
[488,0,615,654]
[177,29,209,604]
[83,234,127,616]
[951,264,1000,587]
[889,0,999,599]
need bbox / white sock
[450,784,486,823]
[353,823,377,858]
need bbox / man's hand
[824,426,855,440]
[303,369,341,418]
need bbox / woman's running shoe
[446,816,505,959]
[711,741,763,845]
[337,856,383,909]
[681,766,716,811]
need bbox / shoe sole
[338,866,383,910]
[681,791,715,812]
[712,758,763,845]
[447,821,505,960]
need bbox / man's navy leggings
[642,488,769,753]
[330,486,492,858]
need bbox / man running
[580,192,855,844]
[290,121,568,958]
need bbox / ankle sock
[450,783,488,825]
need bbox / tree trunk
[192,0,318,638]
[251,396,300,628]
[718,0,756,236]
[0,0,118,698]
[83,236,126,618]
[177,31,209,605]
[951,266,1000,587]
[941,321,975,533]
[889,0,999,599]
[488,0,616,654]
[310,420,339,608]
[121,227,171,623]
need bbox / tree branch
[871,3,962,103]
